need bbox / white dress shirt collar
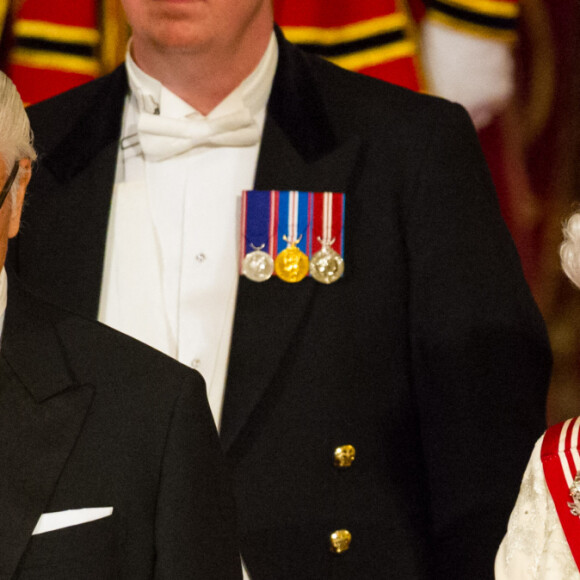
[125,31,278,121]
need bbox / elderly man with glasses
[0,72,241,580]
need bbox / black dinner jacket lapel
[220,32,361,452]
[0,280,94,579]
[25,67,128,319]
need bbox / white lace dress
[495,437,580,579]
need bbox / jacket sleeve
[154,378,242,579]
[404,101,551,579]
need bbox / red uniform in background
[273,0,423,91]
[274,0,519,92]
[3,0,100,104]
[0,0,126,105]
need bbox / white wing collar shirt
[98,33,279,427]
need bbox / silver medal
[242,244,274,282]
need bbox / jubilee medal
[310,191,345,284]
[275,235,309,283]
[274,190,310,283]
[310,239,344,284]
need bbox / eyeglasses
[0,162,19,210]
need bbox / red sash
[542,417,580,572]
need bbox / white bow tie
[135,108,261,162]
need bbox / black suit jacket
[12,30,552,579]
[0,276,241,579]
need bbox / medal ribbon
[277,190,309,254]
[270,190,279,258]
[542,417,580,573]
[241,190,345,278]
[312,192,345,254]
[240,190,277,272]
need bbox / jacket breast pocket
[15,511,123,580]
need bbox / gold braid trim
[100,0,129,74]
[437,0,519,19]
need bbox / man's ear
[8,158,31,238]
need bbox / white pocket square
[32,507,114,536]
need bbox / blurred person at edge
[0,72,241,580]
[11,0,552,578]
[496,214,580,580]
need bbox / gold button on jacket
[330,529,352,553]
[333,445,356,468]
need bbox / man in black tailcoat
[10,0,552,577]
[0,71,241,580]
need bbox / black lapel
[0,281,94,578]
[220,32,361,452]
[43,66,128,184]
[23,67,128,319]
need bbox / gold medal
[242,244,274,282]
[310,238,344,284]
[275,236,309,283]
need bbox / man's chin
[137,28,213,57]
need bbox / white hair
[560,212,580,289]
[0,71,36,200]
